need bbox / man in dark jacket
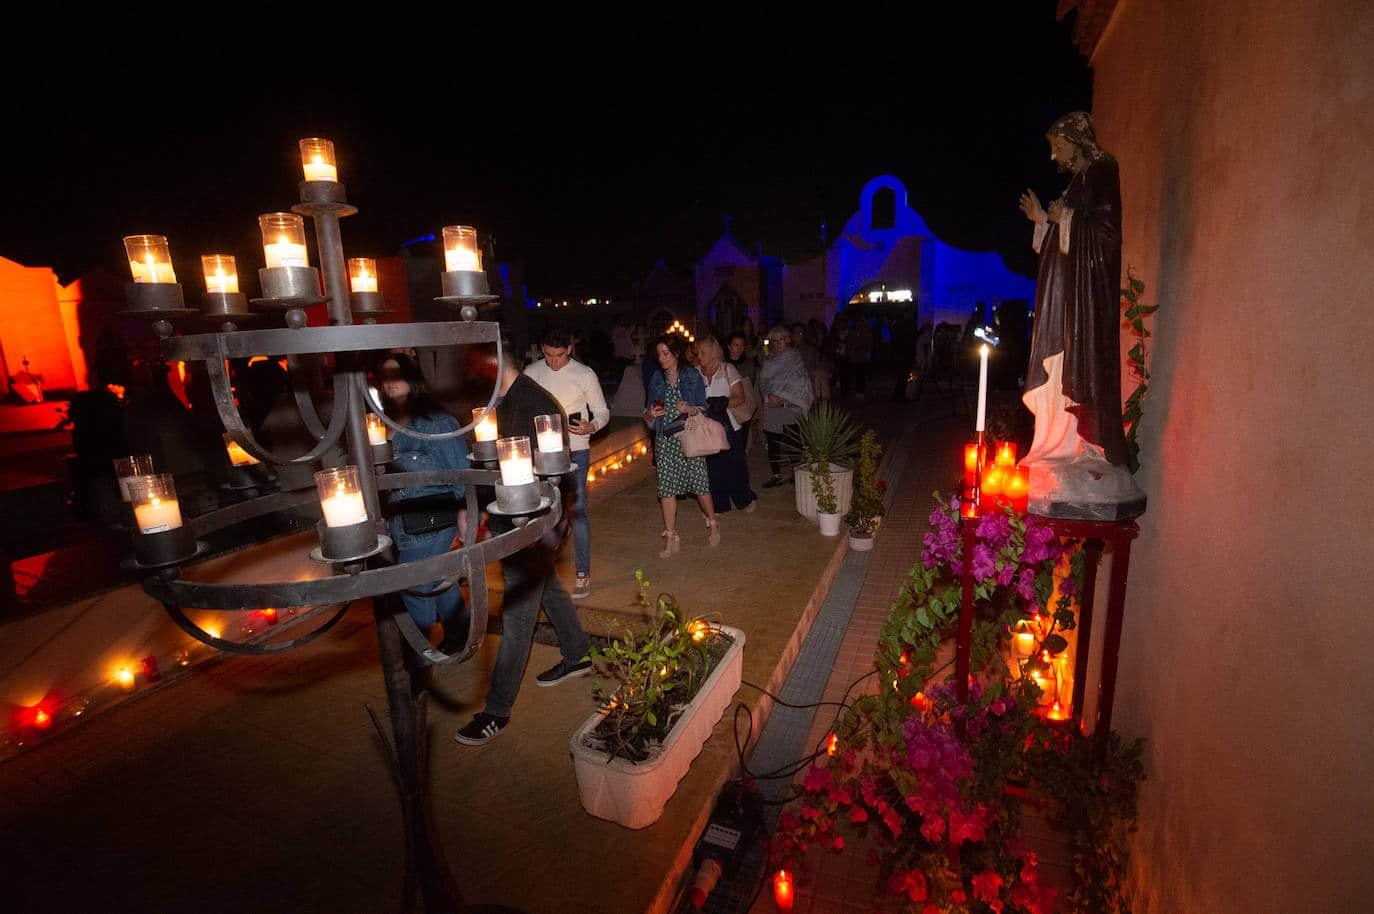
[454,347,592,746]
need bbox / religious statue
[1017,111,1145,520]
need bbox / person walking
[376,354,470,653]
[696,335,756,514]
[644,334,719,557]
[454,348,592,746]
[757,325,814,488]
[523,324,608,600]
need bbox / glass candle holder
[1013,621,1036,658]
[1007,465,1030,513]
[963,442,981,488]
[366,413,387,447]
[113,454,154,502]
[472,407,498,442]
[123,235,176,284]
[442,225,481,273]
[298,137,337,182]
[979,465,1006,513]
[995,441,1017,467]
[128,474,183,534]
[534,414,564,453]
[223,433,259,467]
[496,436,534,486]
[348,257,378,293]
[200,254,240,293]
[258,213,309,268]
[314,466,368,527]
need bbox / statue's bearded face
[1047,134,1081,174]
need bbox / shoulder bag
[676,412,729,458]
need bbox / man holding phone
[524,325,609,599]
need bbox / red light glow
[773,869,794,912]
[826,733,838,756]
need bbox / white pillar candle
[472,408,498,442]
[134,496,183,534]
[366,414,387,447]
[445,246,480,272]
[351,271,377,293]
[302,158,337,182]
[321,489,368,527]
[130,255,174,284]
[497,436,535,486]
[264,239,309,268]
[536,429,563,453]
[1014,630,1036,658]
[975,343,989,432]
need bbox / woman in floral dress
[644,334,719,558]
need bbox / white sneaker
[573,574,592,599]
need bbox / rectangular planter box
[570,625,745,829]
[794,464,853,523]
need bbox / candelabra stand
[121,172,556,913]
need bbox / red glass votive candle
[995,441,1017,467]
[963,442,982,487]
[1008,465,1030,513]
[980,465,1006,513]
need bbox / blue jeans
[570,449,591,577]
[387,519,468,633]
[485,544,591,719]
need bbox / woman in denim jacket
[377,353,469,650]
[644,334,719,557]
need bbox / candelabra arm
[360,334,504,442]
[288,353,330,439]
[206,338,349,465]
[159,598,352,655]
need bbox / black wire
[740,678,856,711]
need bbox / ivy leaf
[1130,276,1146,294]
[916,606,931,627]
[1043,634,1069,655]
[646,710,657,727]
[1054,608,1078,632]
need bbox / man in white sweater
[524,325,609,599]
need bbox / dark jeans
[484,544,591,719]
[765,424,799,478]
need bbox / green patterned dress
[656,379,710,498]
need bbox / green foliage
[783,401,861,469]
[843,430,885,535]
[1121,267,1155,474]
[813,461,838,514]
[585,593,719,763]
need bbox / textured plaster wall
[1090,1,1374,911]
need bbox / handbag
[676,412,729,458]
[658,413,687,437]
[731,375,760,424]
[395,495,461,536]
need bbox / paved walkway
[0,396,935,914]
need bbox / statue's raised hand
[1019,188,1045,223]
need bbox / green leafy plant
[783,401,861,470]
[776,496,1145,914]
[1121,267,1156,474]
[843,430,884,536]
[813,461,838,515]
[585,593,728,763]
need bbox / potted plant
[843,430,884,551]
[814,461,842,536]
[785,402,860,522]
[570,594,745,829]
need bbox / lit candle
[773,870,795,913]
[442,224,481,272]
[129,474,184,534]
[259,213,309,268]
[1047,700,1070,722]
[1013,623,1036,658]
[1007,465,1030,513]
[124,235,176,284]
[964,442,982,487]
[497,436,535,486]
[315,467,368,527]
[980,465,1005,513]
[201,254,239,293]
[349,257,378,293]
[534,414,564,453]
[223,433,259,467]
[995,441,1017,467]
[116,667,136,692]
[299,137,338,182]
[366,414,387,447]
[472,407,498,442]
[975,343,989,432]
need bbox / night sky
[2,5,1091,297]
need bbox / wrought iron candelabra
[117,138,567,913]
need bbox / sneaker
[572,574,592,600]
[536,658,593,687]
[454,712,509,746]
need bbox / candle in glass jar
[201,254,239,293]
[299,138,337,182]
[259,213,309,268]
[442,225,481,272]
[995,441,1017,467]
[302,157,336,182]
[534,414,563,453]
[134,494,183,534]
[366,414,387,447]
[1007,465,1030,513]
[321,486,367,527]
[1013,624,1036,658]
[496,436,535,486]
[349,257,378,293]
[963,442,981,487]
[264,237,309,268]
[472,407,498,442]
[980,465,1006,512]
[124,235,176,284]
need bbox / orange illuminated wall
[0,256,79,391]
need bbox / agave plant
[783,402,861,470]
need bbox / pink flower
[919,814,946,841]
[996,562,1016,586]
[887,869,927,903]
[800,804,819,821]
[1021,524,1054,564]
[803,764,833,793]
[881,804,903,838]
[950,888,967,904]
[972,869,1004,904]
[1059,575,1077,597]
[922,906,940,914]
[850,806,869,824]
[1015,566,1037,601]
[832,836,844,851]
[949,805,989,843]
[971,543,996,581]
[778,812,800,832]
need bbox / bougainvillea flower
[972,870,1004,904]
[803,764,833,793]
[849,805,869,823]
[971,543,997,581]
[1016,566,1037,601]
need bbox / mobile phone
[653,399,664,410]
[569,411,583,422]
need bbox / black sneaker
[535,658,593,687]
[454,712,509,746]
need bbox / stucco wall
[0,258,77,391]
[1090,1,1374,911]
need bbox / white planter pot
[793,464,853,522]
[817,512,842,537]
[848,532,874,551]
[570,625,746,829]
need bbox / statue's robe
[1023,154,1130,467]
